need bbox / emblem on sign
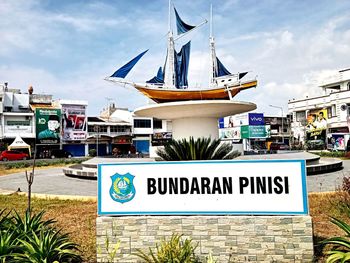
[109,173,136,203]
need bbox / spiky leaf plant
[134,234,201,263]
[156,137,240,161]
[14,229,82,263]
[321,217,350,263]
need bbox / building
[0,83,35,153]
[288,68,350,150]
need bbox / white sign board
[98,160,308,216]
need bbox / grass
[0,157,90,176]
[0,194,97,263]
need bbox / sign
[61,105,87,141]
[241,125,267,139]
[248,113,264,126]
[5,120,32,133]
[219,127,241,140]
[36,108,61,144]
[98,160,308,215]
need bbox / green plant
[97,232,121,263]
[135,234,201,263]
[89,149,97,157]
[156,137,240,161]
[206,252,217,263]
[0,209,82,262]
[15,229,82,263]
[321,216,350,262]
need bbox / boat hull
[134,80,257,103]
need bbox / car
[0,150,29,161]
[269,142,290,151]
[50,149,73,159]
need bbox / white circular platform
[134,100,256,120]
[134,100,256,140]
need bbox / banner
[98,160,308,215]
[241,125,267,139]
[219,127,241,140]
[248,113,264,126]
[36,108,61,144]
[306,109,327,131]
[61,105,87,141]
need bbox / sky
[1,0,350,116]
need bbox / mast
[209,4,217,88]
[164,0,176,89]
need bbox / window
[134,119,151,128]
[153,119,162,129]
[110,126,131,133]
[99,126,107,132]
[348,82,350,90]
[295,111,306,122]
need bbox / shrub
[321,216,350,262]
[0,209,82,262]
[89,149,97,157]
[156,137,240,161]
[134,234,201,263]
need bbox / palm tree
[156,137,240,161]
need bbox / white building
[0,83,35,145]
[288,68,350,150]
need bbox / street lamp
[269,105,284,143]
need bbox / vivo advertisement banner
[98,160,308,216]
[248,113,264,125]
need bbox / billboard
[241,125,267,139]
[306,109,327,131]
[219,127,241,140]
[327,134,347,151]
[61,105,87,141]
[305,109,327,149]
[98,160,308,215]
[248,113,264,126]
[36,108,61,144]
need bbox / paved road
[0,167,97,196]
[1,160,350,196]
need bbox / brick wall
[96,215,313,263]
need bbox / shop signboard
[248,113,264,126]
[35,108,61,144]
[5,120,32,134]
[241,125,267,139]
[98,160,308,215]
[61,105,87,141]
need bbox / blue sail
[174,7,195,35]
[174,41,191,89]
[110,50,148,78]
[215,57,231,77]
[146,67,164,84]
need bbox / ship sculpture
[106,3,257,103]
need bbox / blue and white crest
[109,173,136,203]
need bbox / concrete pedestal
[96,215,314,263]
[134,100,256,140]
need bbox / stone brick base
[96,215,313,263]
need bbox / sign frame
[98,160,308,216]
